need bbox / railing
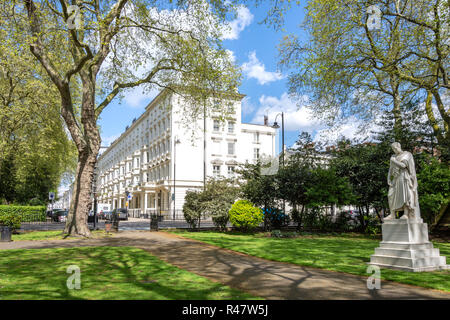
[125,209,210,221]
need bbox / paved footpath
[1,231,449,300]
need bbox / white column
[144,192,148,214]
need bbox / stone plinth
[369,219,449,272]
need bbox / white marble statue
[385,142,421,221]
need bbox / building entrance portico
[126,187,171,219]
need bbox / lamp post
[272,112,286,223]
[271,112,285,167]
[173,137,181,220]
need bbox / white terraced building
[96,89,276,219]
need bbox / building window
[213,165,221,177]
[254,148,260,160]
[228,142,235,155]
[213,120,220,132]
[213,141,221,155]
[228,121,234,133]
[136,158,140,167]
[227,166,235,177]
[254,132,260,143]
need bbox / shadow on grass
[0,246,256,300]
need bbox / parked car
[112,208,128,221]
[100,211,113,220]
[55,210,68,223]
[50,209,64,222]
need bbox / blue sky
[98,3,335,153]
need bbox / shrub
[364,216,381,235]
[228,200,263,231]
[0,212,22,229]
[0,205,46,229]
[211,214,229,231]
[183,191,203,229]
[263,207,287,229]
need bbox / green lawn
[168,230,450,292]
[0,246,259,300]
[12,230,112,241]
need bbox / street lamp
[173,137,181,220]
[272,112,286,224]
[272,112,285,167]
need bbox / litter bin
[0,226,12,242]
[150,214,159,231]
[105,220,112,232]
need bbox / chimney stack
[264,115,268,126]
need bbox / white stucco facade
[96,89,276,218]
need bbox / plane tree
[3,0,240,236]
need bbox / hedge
[0,205,46,228]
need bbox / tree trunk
[64,150,97,237]
[424,90,445,145]
[63,76,100,237]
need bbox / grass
[12,230,112,241]
[0,246,260,300]
[168,230,450,292]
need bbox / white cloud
[250,93,324,132]
[313,116,382,145]
[101,134,120,147]
[242,51,283,85]
[225,49,236,63]
[221,6,254,40]
[241,96,256,115]
[123,86,159,108]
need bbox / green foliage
[238,162,279,210]
[276,0,449,151]
[0,205,46,229]
[182,190,204,229]
[0,212,22,229]
[330,141,390,230]
[364,216,381,236]
[182,178,238,231]
[0,8,77,205]
[416,155,450,225]
[29,198,45,206]
[202,179,239,231]
[228,200,263,231]
[239,132,354,231]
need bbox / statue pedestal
[369,219,449,272]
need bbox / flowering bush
[228,200,263,231]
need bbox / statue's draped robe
[387,151,421,218]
